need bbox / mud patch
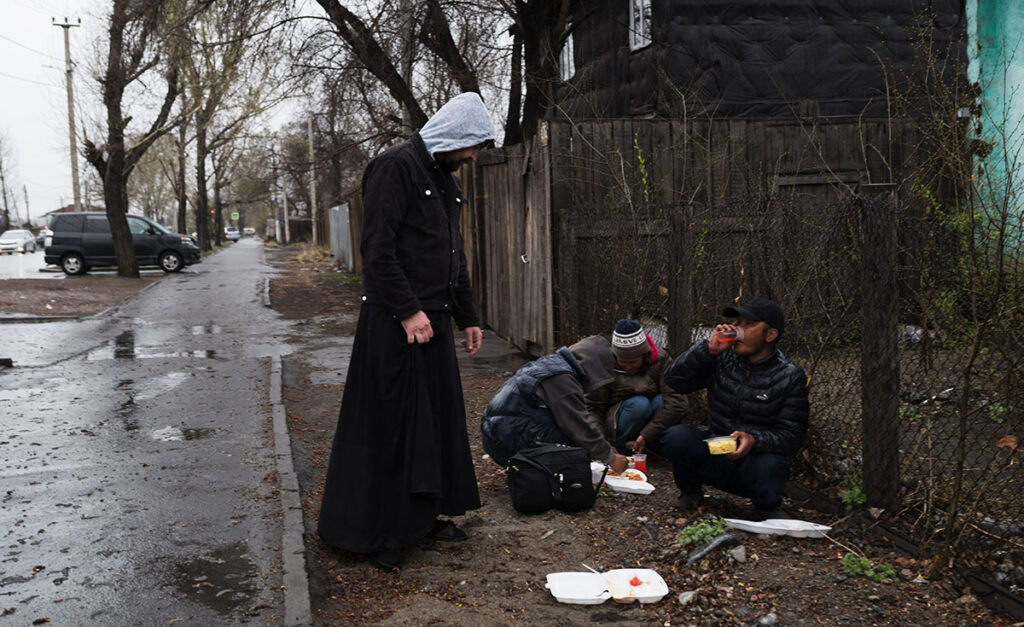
[166,541,257,615]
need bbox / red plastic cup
[717,327,744,344]
[632,453,647,473]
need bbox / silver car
[0,229,37,254]
[224,226,241,241]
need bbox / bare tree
[307,0,576,145]
[0,133,19,230]
[82,0,200,278]
[181,0,286,249]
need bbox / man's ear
[766,327,779,343]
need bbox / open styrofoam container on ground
[723,518,832,538]
[545,568,669,605]
[590,462,655,495]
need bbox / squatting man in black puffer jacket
[661,297,809,520]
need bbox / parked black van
[44,212,202,275]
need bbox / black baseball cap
[723,297,785,335]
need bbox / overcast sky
[0,0,111,225]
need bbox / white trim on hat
[612,328,646,348]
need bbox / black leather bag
[507,443,607,513]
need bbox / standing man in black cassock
[317,93,495,571]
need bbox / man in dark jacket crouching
[481,336,629,474]
[662,297,809,520]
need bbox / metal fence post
[859,185,901,512]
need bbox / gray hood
[419,92,495,159]
[568,335,615,394]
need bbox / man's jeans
[661,424,789,511]
[614,394,663,451]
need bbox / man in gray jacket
[482,335,629,473]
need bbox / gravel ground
[266,245,1003,627]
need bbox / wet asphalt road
[0,240,292,625]
[0,248,54,280]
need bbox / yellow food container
[705,436,737,455]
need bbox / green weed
[841,553,898,582]
[675,517,727,548]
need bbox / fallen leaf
[996,435,1017,451]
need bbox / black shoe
[674,492,703,511]
[371,549,404,572]
[757,508,793,521]
[428,519,468,542]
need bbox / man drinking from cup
[660,297,809,520]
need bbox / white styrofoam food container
[590,462,656,495]
[723,518,832,538]
[545,569,669,605]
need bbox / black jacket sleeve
[360,156,421,320]
[663,340,716,395]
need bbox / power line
[0,33,59,61]
[0,70,57,88]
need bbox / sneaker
[427,519,468,542]
[757,508,793,521]
[674,492,704,511]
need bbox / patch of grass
[294,243,331,263]
[675,517,726,548]
[841,553,898,582]
[322,271,359,284]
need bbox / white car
[0,229,37,254]
[224,226,241,241]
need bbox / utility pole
[53,17,82,212]
[307,113,318,245]
[23,185,30,226]
[279,138,290,244]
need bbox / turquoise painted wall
[967,0,1024,215]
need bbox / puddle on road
[190,324,223,335]
[86,330,224,361]
[167,541,257,616]
[150,426,216,441]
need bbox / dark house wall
[557,0,965,120]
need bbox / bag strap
[511,453,565,502]
[594,466,609,496]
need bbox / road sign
[230,211,239,221]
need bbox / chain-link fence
[474,117,1023,586]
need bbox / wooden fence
[463,117,917,355]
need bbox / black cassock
[316,303,480,553]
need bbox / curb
[271,354,313,626]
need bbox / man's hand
[460,326,483,357]
[633,435,647,454]
[611,453,629,474]
[401,311,434,345]
[727,430,755,459]
[708,324,738,356]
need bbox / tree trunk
[176,106,188,234]
[104,151,140,277]
[212,148,223,245]
[195,113,212,250]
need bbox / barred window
[560,28,575,81]
[630,0,652,51]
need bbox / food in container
[545,568,669,605]
[705,436,737,455]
